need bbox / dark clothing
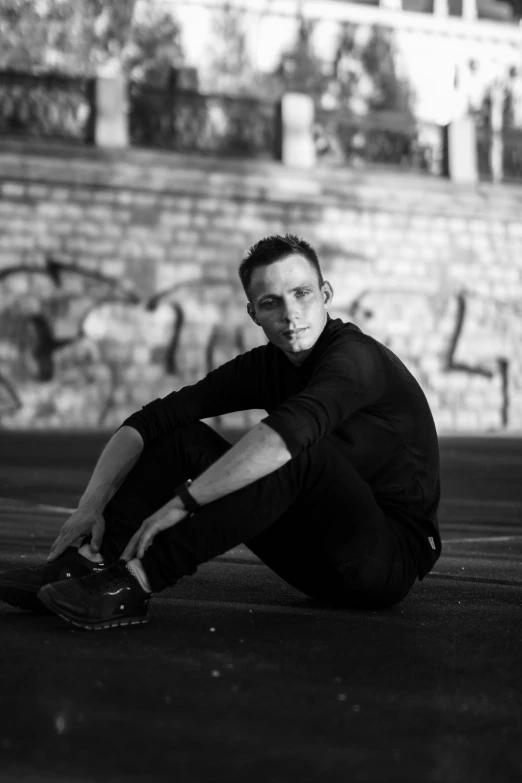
[101,422,420,609]
[120,316,441,581]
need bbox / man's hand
[120,423,290,562]
[47,504,106,562]
[122,501,188,562]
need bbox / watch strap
[175,479,201,514]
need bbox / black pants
[99,423,420,609]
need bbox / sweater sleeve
[262,334,388,456]
[119,346,267,445]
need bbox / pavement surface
[0,430,521,783]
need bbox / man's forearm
[178,422,291,509]
[78,425,144,510]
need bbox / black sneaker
[0,547,106,614]
[38,561,151,630]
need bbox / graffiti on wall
[0,255,262,427]
[347,286,520,428]
[0,255,520,429]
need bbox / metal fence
[4,69,522,183]
[0,70,94,142]
[314,108,446,175]
[502,128,522,183]
[476,124,522,183]
[128,84,280,159]
[0,69,444,174]
[476,126,491,180]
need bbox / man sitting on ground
[0,234,441,630]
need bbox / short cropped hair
[239,234,324,298]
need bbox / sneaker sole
[38,590,148,631]
[0,584,51,614]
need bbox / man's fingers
[137,519,169,559]
[123,521,157,561]
[137,526,155,559]
[135,513,186,559]
[90,522,105,552]
[47,534,71,561]
[47,524,85,560]
[121,528,143,562]
[123,512,179,562]
[47,531,65,557]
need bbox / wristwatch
[174,479,201,514]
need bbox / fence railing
[502,128,522,183]
[477,125,522,183]
[476,126,491,179]
[2,68,522,184]
[314,108,445,174]
[0,70,94,142]
[128,84,280,159]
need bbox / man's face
[247,254,333,365]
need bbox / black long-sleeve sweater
[121,316,442,579]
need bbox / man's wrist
[78,494,106,511]
[166,495,189,515]
[174,479,202,514]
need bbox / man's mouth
[282,327,308,337]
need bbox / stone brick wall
[0,140,521,432]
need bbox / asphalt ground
[0,430,521,783]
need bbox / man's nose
[281,299,299,322]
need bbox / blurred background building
[169,0,522,127]
[0,0,521,433]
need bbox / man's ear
[247,302,260,326]
[322,280,334,310]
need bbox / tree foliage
[206,5,251,93]
[0,0,183,79]
[277,19,415,116]
[126,5,184,85]
[360,25,414,114]
[276,18,326,97]
[204,4,278,98]
[0,0,73,70]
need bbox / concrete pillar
[281,92,316,168]
[95,71,128,148]
[462,0,477,20]
[447,117,478,184]
[433,0,449,15]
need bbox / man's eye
[261,300,276,308]
[295,290,310,298]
